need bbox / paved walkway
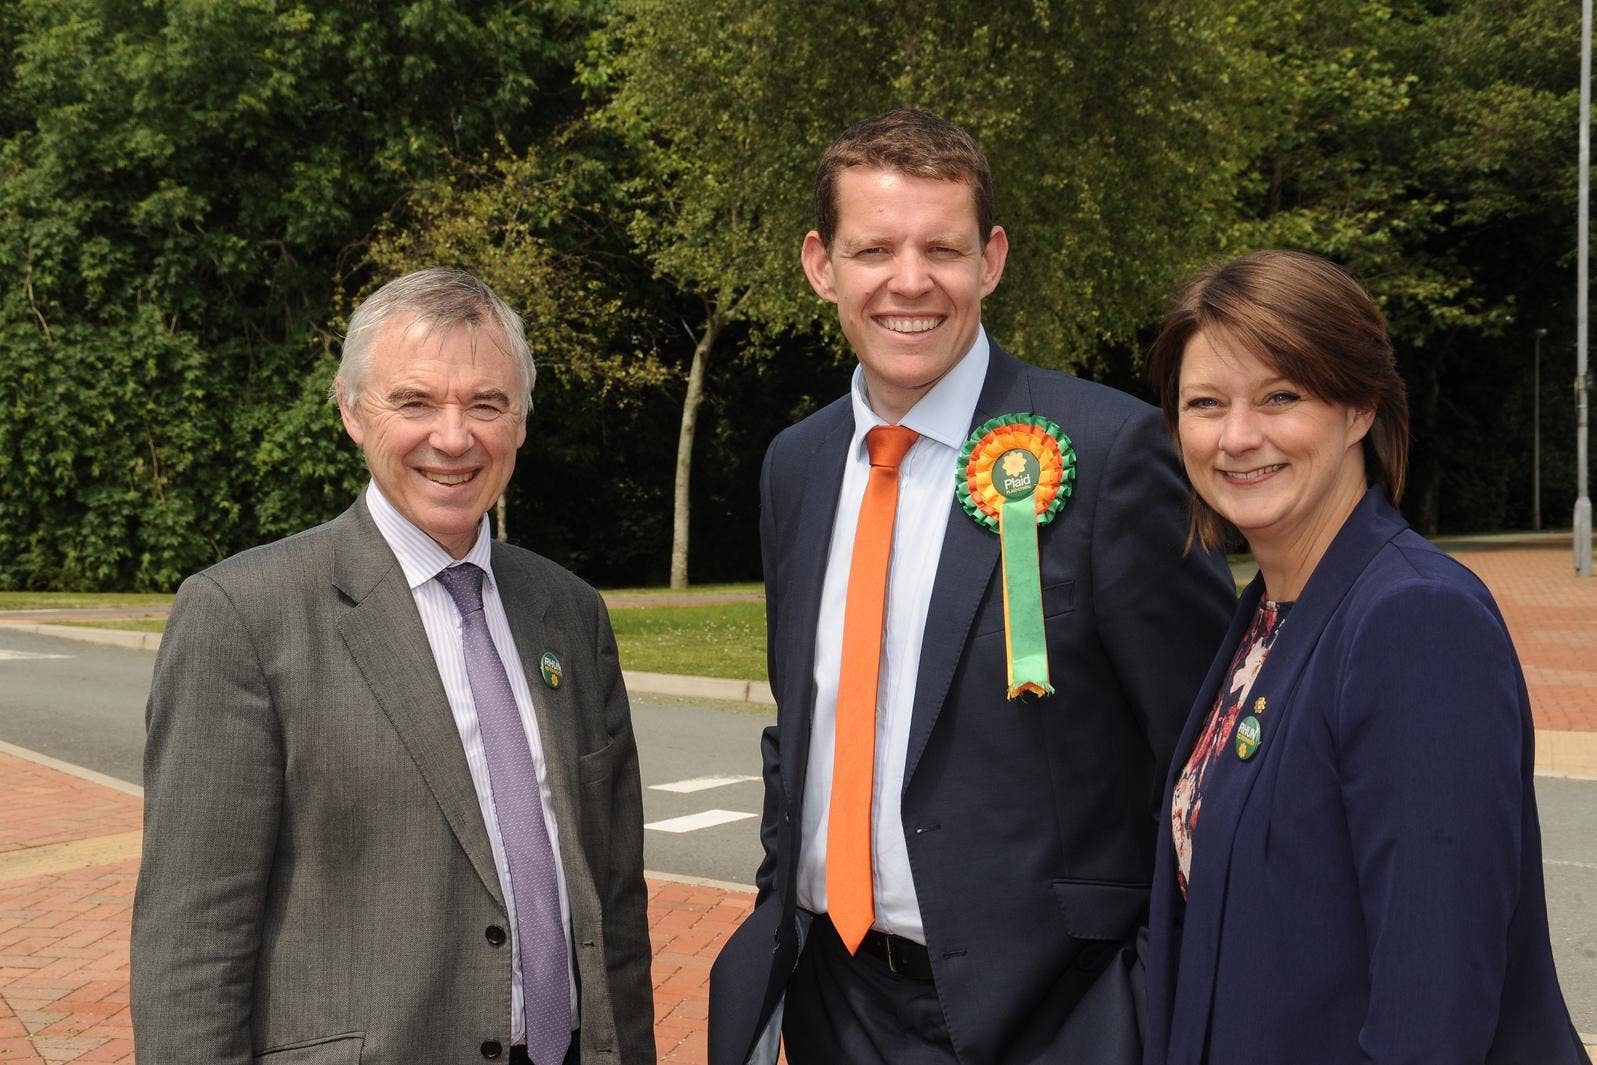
[0,749,758,1064]
[1453,540,1597,734]
[1,537,1594,1062]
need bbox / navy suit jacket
[708,344,1237,1065]
[1144,488,1589,1065]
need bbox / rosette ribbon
[956,414,1075,699]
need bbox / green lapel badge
[1235,714,1262,760]
[540,651,563,690]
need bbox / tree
[1215,0,1578,531]
[0,0,603,589]
[355,135,676,553]
[593,0,1252,585]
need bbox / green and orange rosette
[956,414,1075,699]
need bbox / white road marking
[0,649,71,661]
[645,809,757,834]
[649,774,761,794]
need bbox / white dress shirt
[365,482,577,1040]
[795,330,990,943]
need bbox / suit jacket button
[485,924,507,946]
[480,1040,503,1059]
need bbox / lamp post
[1534,328,1547,531]
[1579,0,1593,577]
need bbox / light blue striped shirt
[364,481,576,1040]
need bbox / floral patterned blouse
[1170,599,1291,899]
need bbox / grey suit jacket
[131,497,654,1064]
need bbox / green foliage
[580,0,1264,583]
[1214,0,1578,530]
[0,0,605,589]
[0,306,231,589]
[357,129,697,581]
[592,1,837,332]
[250,347,368,542]
[888,1,1250,364]
[595,0,1251,366]
[0,0,1583,592]
[366,139,671,399]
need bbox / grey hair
[334,267,535,417]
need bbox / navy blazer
[709,343,1237,1065]
[1144,488,1589,1065]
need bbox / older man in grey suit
[131,268,654,1064]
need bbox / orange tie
[828,423,919,953]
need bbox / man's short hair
[336,268,535,417]
[814,109,995,249]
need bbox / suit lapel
[778,410,854,808]
[333,500,505,905]
[1165,488,1406,1064]
[1146,576,1264,1065]
[903,346,1025,784]
[1164,576,1266,809]
[491,546,583,878]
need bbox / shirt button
[485,925,507,946]
[480,1040,503,1059]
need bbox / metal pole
[1579,0,1593,576]
[1534,328,1545,531]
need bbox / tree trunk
[670,313,720,589]
[496,494,508,542]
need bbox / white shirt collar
[848,326,989,450]
[364,480,495,591]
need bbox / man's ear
[979,225,1009,298]
[801,230,838,303]
[336,381,366,445]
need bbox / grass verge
[0,592,174,611]
[607,601,766,681]
[600,582,763,599]
[54,619,168,633]
[5,588,771,682]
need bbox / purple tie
[436,563,571,1065]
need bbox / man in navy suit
[707,110,1236,1065]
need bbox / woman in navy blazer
[1140,250,1588,1065]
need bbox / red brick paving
[0,751,759,1063]
[1453,542,1597,732]
[0,766,139,859]
[0,861,136,1063]
[648,879,758,1063]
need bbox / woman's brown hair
[1146,249,1409,552]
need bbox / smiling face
[338,313,527,558]
[801,167,1007,422]
[1177,330,1373,573]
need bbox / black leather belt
[858,927,934,980]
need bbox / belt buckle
[881,933,902,975]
